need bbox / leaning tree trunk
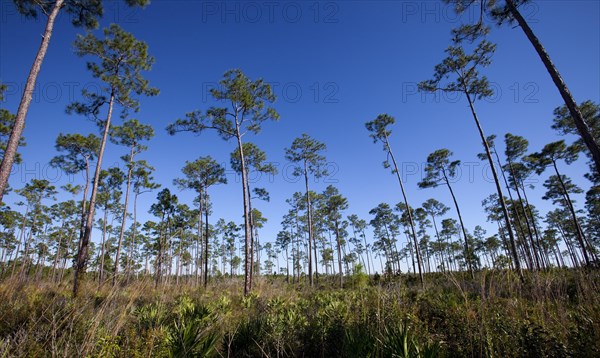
[442,170,474,278]
[464,89,524,281]
[494,147,539,270]
[0,0,65,203]
[113,149,135,285]
[551,160,591,266]
[73,90,115,298]
[506,161,541,270]
[506,0,600,177]
[384,133,424,286]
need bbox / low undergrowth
[0,268,597,357]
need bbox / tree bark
[551,160,590,266]
[73,91,115,298]
[442,170,474,278]
[506,0,600,178]
[99,206,108,283]
[303,161,315,287]
[204,186,210,287]
[464,89,524,281]
[126,190,139,283]
[235,128,252,295]
[384,133,424,285]
[113,148,135,285]
[195,190,202,286]
[0,0,65,203]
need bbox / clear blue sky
[1,0,598,272]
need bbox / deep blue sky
[1,0,599,272]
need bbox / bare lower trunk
[303,162,315,286]
[385,133,423,286]
[51,225,65,281]
[73,91,115,298]
[443,171,474,278]
[113,150,135,285]
[204,187,210,287]
[464,89,523,281]
[236,131,252,296]
[99,208,108,283]
[12,207,28,278]
[552,161,591,266]
[335,220,343,288]
[0,0,65,202]
[126,191,139,282]
[362,229,372,275]
[19,211,38,280]
[247,177,255,289]
[498,151,539,270]
[506,0,600,177]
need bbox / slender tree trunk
[499,159,537,270]
[20,210,39,280]
[311,210,319,284]
[384,132,423,285]
[303,162,315,287]
[99,207,108,283]
[78,161,91,253]
[498,151,539,270]
[204,187,210,287]
[113,149,135,285]
[552,160,591,265]
[0,245,7,276]
[443,170,474,278]
[406,236,415,274]
[12,207,28,278]
[505,0,600,177]
[0,0,65,202]
[285,246,290,283]
[235,128,252,295]
[362,229,372,275]
[463,89,523,280]
[73,91,115,297]
[194,191,202,286]
[126,191,139,283]
[247,175,255,289]
[335,220,344,288]
[517,175,546,268]
[51,224,65,282]
[512,205,534,271]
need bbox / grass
[0,268,598,357]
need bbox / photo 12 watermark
[399,1,539,24]
[201,81,340,104]
[8,160,340,187]
[199,1,340,24]
[401,81,540,104]
[399,161,539,187]
[223,161,340,185]
[2,81,106,105]
[0,0,142,25]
